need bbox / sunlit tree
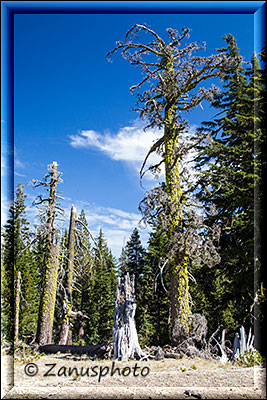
[107,24,230,344]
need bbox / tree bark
[113,273,145,361]
[59,205,77,345]
[36,162,60,345]
[14,271,21,343]
[36,243,59,345]
[164,99,190,346]
[39,343,108,357]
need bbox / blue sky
[2,11,257,258]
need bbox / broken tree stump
[113,273,145,361]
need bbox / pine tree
[124,228,146,333]
[125,228,145,285]
[72,209,94,344]
[108,25,231,344]
[139,223,170,346]
[1,184,39,343]
[194,36,265,336]
[86,229,117,343]
[58,205,77,345]
[118,246,127,276]
[2,197,16,342]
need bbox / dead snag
[35,162,62,345]
[14,271,21,343]
[59,205,77,345]
[113,273,145,361]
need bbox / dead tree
[59,205,77,345]
[230,326,255,361]
[14,271,21,343]
[113,273,145,361]
[39,343,109,358]
[31,162,64,345]
[107,24,230,345]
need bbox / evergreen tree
[125,228,145,285]
[2,202,16,342]
[72,209,94,344]
[86,229,117,343]
[53,228,68,343]
[194,36,265,337]
[1,184,39,343]
[118,246,127,276]
[124,228,146,333]
[108,25,231,344]
[142,224,170,346]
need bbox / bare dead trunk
[39,343,108,357]
[36,162,60,345]
[113,273,145,361]
[59,205,76,345]
[14,271,21,343]
[36,243,60,345]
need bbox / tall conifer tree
[2,184,39,342]
[108,25,231,344]
[194,36,265,336]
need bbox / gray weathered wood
[36,162,60,345]
[239,326,246,356]
[14,271,21,343]
[113,273,145,361]
[59,205,77,345]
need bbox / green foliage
[83,229,117,344]
[193,36,265,337]
[1,184,40,343]
[141,224,170,346]
[236,349,266,367]
[123,228,146,333]
[2,38,265,350]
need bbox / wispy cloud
[69,120,164,180]
[8,192,149,259]
[69,120,199,184]
[73,200,148,258]
[15,158,24,169]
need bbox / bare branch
[140,136,165,181]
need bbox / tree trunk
[36,243,60,345]
[14,271,21,343]
[59,205,76,345]
[113,273,145,361]
[39,343,108,357]
[164,110,190,346]
[36,162,60,345]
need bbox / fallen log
[39,343,108,357]
[164,352,180,359]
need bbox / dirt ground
[1,354,266,399]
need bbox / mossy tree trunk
[107,24,230,346]
[14,271,21,343]
[59,205,77,345]
[164,68,190,345]
[36,162,60,345]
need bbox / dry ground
[1,353,266,399]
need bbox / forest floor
[1,353,266,399]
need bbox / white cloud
[69,120,164,180]
[69,120,199,185]
[72,200,149,258]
